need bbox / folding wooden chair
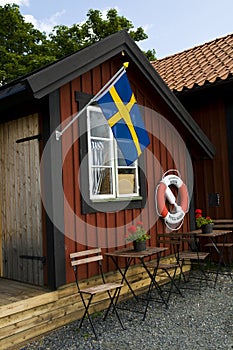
[145,233,183,304]
[70,248,124,339]
[177,233,210,292]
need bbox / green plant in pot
[195,209,214,233]
[126,222,150,251]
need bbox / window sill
[91,196,143,203]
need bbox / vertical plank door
[0,114,44,285]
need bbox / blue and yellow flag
[96,70,150,165]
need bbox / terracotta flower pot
[133,240,147,252]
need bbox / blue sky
[1,0,233,58]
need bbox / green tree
[0,4,55,84]
[0,5,156,84]
[49,9,156,60]
[145,49,157,62]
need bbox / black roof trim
[0,82,28,100]
[27,31,131,99]
[0,30,215,158]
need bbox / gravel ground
[20,272,233,350]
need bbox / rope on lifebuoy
[155,169,189,230]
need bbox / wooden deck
[0,279,56,350]
[0,279,49,307]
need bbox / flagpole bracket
[55,130,62,141]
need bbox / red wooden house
[0,29,219,349]
[153,33,233,223]
[0,30,214,291]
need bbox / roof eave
[174,74,233,96]
[27,31,131,99]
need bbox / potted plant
[126,222,150,251]
[195,209,214,233]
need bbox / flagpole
[55,63,128,141]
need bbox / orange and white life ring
[155,170,189,230]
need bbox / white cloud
[0,0,29,6]
[143,23,154,32]
[24,10,66,34]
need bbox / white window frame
[87,105,139,200]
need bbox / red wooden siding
[60,59,191,283]
[181,90,232,219]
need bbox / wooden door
[0,114,44,285]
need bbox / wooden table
[105,246,168,320]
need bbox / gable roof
[0,30,215,158]
[152,33,233,92]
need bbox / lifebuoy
[155,170,189,229]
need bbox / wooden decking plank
[0,310,79,350]
[0,293,80,329]
[0,299,81,340]
[0,279,48,306]
[0,291,58,318]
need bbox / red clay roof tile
[152,33,233,92]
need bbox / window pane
[118,168,137,195]
[91,139,113,166]
[117,147,137,166]
[118,173,135,195]
[89,110,110,138]
[91,167,113,195]
[117,147,127,166]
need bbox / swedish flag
[96,71,150,165]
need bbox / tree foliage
[0,4,55,84]
[0,5,156,84]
